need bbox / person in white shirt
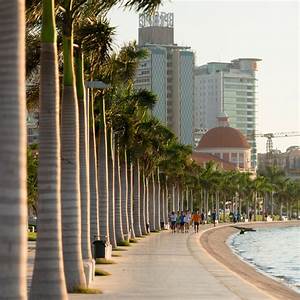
[170,211,177,233]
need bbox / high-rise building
[194,58,261,167]
[135,12,195,145]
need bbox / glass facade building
[135,13,195,146]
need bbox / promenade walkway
[69,226,273,300]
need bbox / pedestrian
[192,210,201,233]
[170,211,177,233]
[180,211,185,233]
[184,211,190,233]
[211,209,217,227]
[249,211,252,222]
[201,211,205,224]
[176,211,181,232]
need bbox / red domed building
[193,114,252,172]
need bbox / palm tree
[89,91,99,243]
[107,128,117,247]
[259,166,285,218]
[0,1,27,299]
[29,0,68,298]
[97,96,110,243]
[155,168,161,230]
[114,141,125,244]
[74,46,92,279]
[127,160,135,238]
[140,170,147,234]
[133,159,142,236]
[148,172,156,231]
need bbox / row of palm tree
[2,1,300,299]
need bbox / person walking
[170,211,177,234]
[201,211,205,225]
[192,210,201,233]
[184,211,190,233]
[212,209,217,227]
[176,211,181,232]
[180,211,185,233]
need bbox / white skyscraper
[134,12,195,145]
[194,58,261,167]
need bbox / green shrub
[95,258,116,265]
[28,232,37,241]
[117,240,130,247]
[95,269,111,276]
[71,286,102,294]
[129,238,138,243]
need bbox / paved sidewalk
[69,227,273,300]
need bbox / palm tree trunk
[160,185,165,226]
[98,99,109,242]
[271,191,274,218]
[149,173,156,231]
[172,184,175,211]
[120,149,129,240]
[133,159,142,236]
[75,49,92,263]
[165,183,169,223]
[205,191,209,222]
[127,161,135,238]
[89,92,99,243]
[140,171,147,235]
[185,188,189,210]
[145,176,150,232]
[181,189,184,211]
[254,192,257,221]
[0,1,26,298]
[190,190,194,212]
[30,1,67,298]
[176,185,180,211]
[114,143,124,244]
[155,171,161,230]
[107,129,117,248]
[280,200,283,220]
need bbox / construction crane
[248,131,300,154]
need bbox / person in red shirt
[192,210,201,233]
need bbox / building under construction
[257,146,300,179]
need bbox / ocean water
[229,226,300,293]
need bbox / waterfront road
[68,227,273,300]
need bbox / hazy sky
[108,0,300,153]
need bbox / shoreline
[199,221,300,300]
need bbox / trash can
[160,221,165,230]
[93,240,109,258]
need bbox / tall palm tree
[149,172,156,231]
[30,0,69,297]
[133,159,142,236]
[120,148,130,239]
[155,168,161,230]
[0,1,27,299]
[97,96,110,242]
[114,141,125,244]
[107,128,117,247]
[89,91,99,243]
[140,170,147,234]
[127,160,135,238]
[74,46,92,277]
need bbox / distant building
[194,58,261,168]
[193,114,253,172]
[258,146,300,179]
[135,12,195,145]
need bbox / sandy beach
[199,221,300,300]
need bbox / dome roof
[196,126,250,149]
